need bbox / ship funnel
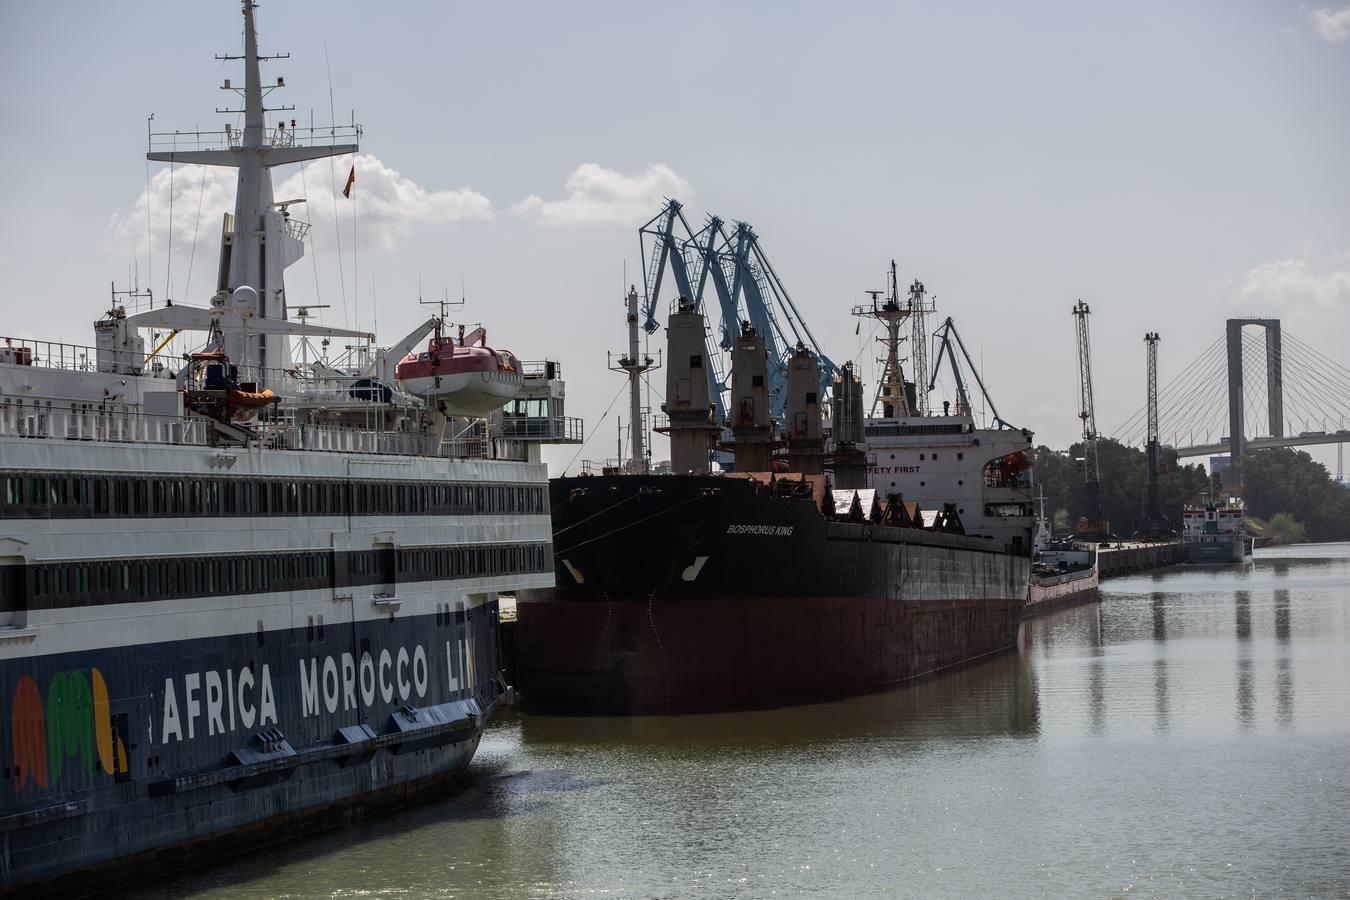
[657,298,719,473]
[730,320,776,472]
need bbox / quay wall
[1098,541,1186,579]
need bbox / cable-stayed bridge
[1112,319,1350,465]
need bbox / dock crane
[1073,300,1110,540]
[1140,332,1172,538]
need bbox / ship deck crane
[640,199,838,423]
[639,200,729,423]
[1073,300,1110,540]
[926,316,1015,429]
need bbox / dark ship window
[690,355,702,368]
[919,454,925,460]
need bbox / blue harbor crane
[639,199,837,422]
[639,201,729,422]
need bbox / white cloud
[1309,5,1350,41]
[106,165,237,255]
[1239,254,1350,310]
[107,153,493,258]
[512,163,691,226]
[277,154,493,251]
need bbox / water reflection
[1274,588,1294,727]
[1236,655,1255,729]
[1276,656,1294,728]
[1153,658,1169,733]
[1151,591,1167,642]
[1275,588,1291,642]
[518,646,1044,750]
[1235,590,1251,641]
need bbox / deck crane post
[1072,300,1109,540]
[639,200,727,422]
[1141,332,1171,538]
[639,201,840,426]
[719,221,838,418]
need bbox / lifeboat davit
[395,324,523,416]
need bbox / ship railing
[0,335,180,378]
[497,415,584,443]
[439,417,492,459]
[518,360,563,381]
[0,336,382,394]
[147,124,362,154]
[285,218,311,242]
[0,402,211,446]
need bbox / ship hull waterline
[517,474,1031,715]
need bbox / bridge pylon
[1226,318,1283,468]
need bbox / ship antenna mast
[906,264,934,416]
[852,266,912,418]
[609,286,660,474]
[145,0,359,386]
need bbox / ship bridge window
[983,451,1032,489]
[985,502,1033,518]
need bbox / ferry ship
[0,4,579,891]
[1183,497,1254,563]
[517,271,1034,714]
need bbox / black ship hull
[1,605,502,894]
[517,475,1031,714]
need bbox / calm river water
[137,543,1350,899]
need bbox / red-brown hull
[518,592,1026,714]
[1023,567,1100,618]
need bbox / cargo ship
[1182,497,1254,563]
[1024,492,1099,617]
[0,4,579,891]
[517,268,1034,714]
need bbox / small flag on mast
[342,166,356,198]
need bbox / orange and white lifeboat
[394,325,523,416]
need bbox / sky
[1,0,1348,477]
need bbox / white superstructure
[853,274,1034,554]
[0,4,580,889]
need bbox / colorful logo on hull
[10,669,128,794]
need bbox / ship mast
[146,1,359,385]
[609,286,658,473]
[853,263,912,418]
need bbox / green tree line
[1032,441,1350,542]
[1031,439,1209,537]
[1240,448,1350,542]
